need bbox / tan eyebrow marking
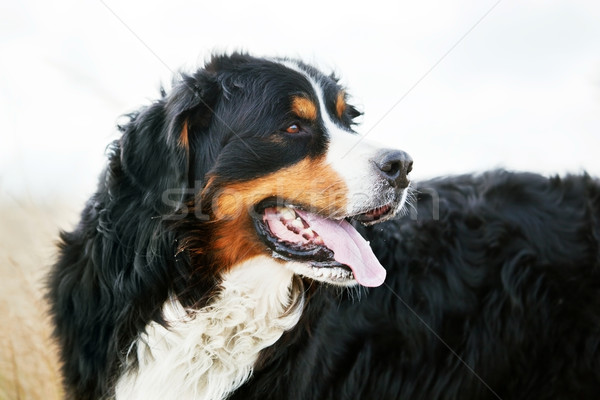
[291,96,318,121]
[335,91,346,119]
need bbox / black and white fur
[48,54,600,400]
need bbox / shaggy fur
[115,257,303,400]
[233,171,600,399]
[47,54,600,400]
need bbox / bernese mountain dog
[48,53,600,399]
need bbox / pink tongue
[295,210,386,287]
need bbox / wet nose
[373,149,413,188]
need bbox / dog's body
[232,171,600,400]
[48,54,600,399]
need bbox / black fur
[48,53,358,399]
[48,54,600,399]
[231,171,600,399]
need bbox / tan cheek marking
[335,91,346,119]
[211,214,265,271]
[207,156,349,269]
[291,96,318,121]
[215,157,348,219]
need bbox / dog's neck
[114,256,304,400]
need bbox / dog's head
[120,54,412,289]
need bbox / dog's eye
[285,124,300,134]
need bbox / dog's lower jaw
[114,256,304,400]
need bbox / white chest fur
[115,256,303,400]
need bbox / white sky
[1,0,599,202]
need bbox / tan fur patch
[206,156,348,270]
[178,120,189,148]
[335,91,346,119]
[211,214,265,271]
[291,96,317,121]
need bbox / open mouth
[352,203,394,224]
[253,199,397,287]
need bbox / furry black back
[230,171,600,400]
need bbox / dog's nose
[373,149,413,188]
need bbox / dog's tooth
[300,228,314,239]
[291,218,304,229]
[280,208,296,221]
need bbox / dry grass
[0,196,81,400]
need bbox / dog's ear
[118,70,220,210]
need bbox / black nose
[373,149,413,188]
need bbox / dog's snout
[373,149,413,188]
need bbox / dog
[48,53,600,399]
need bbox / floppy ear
[119,70,220,209]
[47,70,222,400]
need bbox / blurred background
[2,0,599,207]
[0,2,598,396]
